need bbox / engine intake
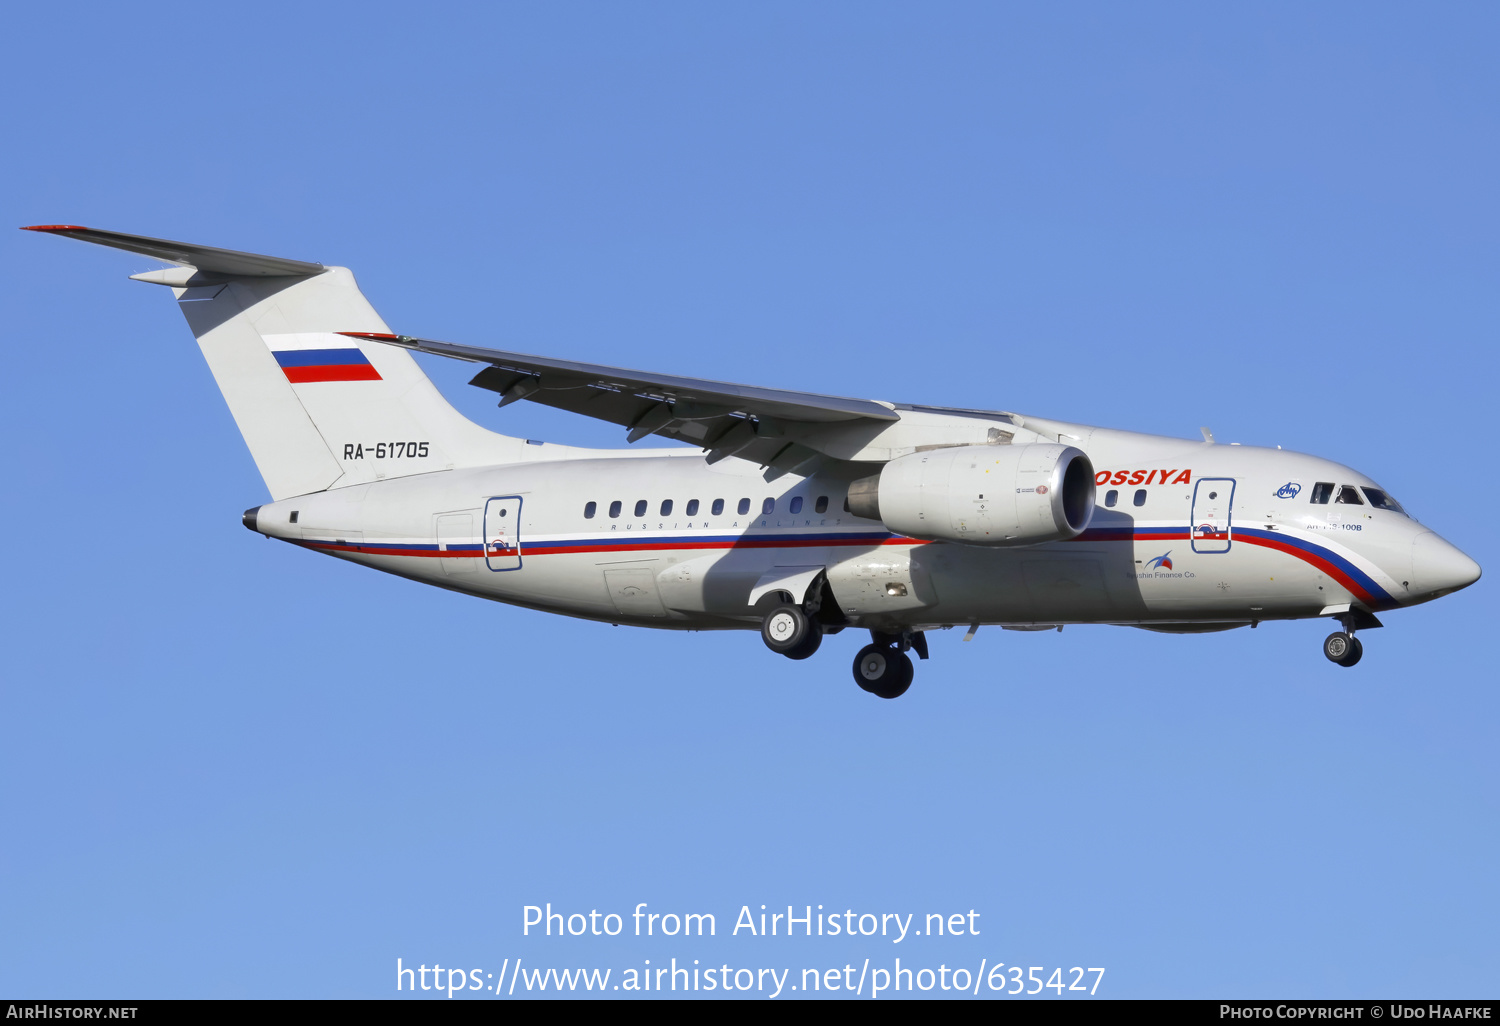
[848,443,1095,546]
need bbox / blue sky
[2,1,1495,999]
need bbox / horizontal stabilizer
[20,225,325,278]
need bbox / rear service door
[483,496,523,571]
[1190,478,1235,554]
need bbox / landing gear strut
[852,628,926,699]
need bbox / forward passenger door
[1190,478,1235,554]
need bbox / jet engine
[846,443,1095,546]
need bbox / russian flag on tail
[272,348,383,383]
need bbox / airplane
[23,225,1482,698]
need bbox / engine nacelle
[848,443,1095,546]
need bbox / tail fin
[25,226,525,499]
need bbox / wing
[338,331,903,467]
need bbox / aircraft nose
[1410,531,1481,599]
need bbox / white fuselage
[249,419,1473,634]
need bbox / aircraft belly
[825,545,938,623]
[914,536,1333,624]
[919,543,1140,624]
[336,531,1340,629]
[659,547,832,619]
[1020,557,1114,620]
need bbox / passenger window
[1310,482,1334,504]
[1133,489,1147,507]
[608,500,622,519]
[686,499,700,517]
[1104,489,1118,508]
[738,498,751,515]
[634,499,648,517]
[1335,485,1364,505]
[712,498,724,516]
[584,501,597,519]
[815,495,828,514]
[762,497,775,515]
[660,499,673,516]
[790,496,803,514]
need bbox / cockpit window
[1334,485,1364,505]
[1361,487,1408,516]
[1310,482,1334,504]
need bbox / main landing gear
[759,598,928,698]
[760,604,823,660]
[853,630,928,700]
[853,641,912,699]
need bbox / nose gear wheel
[1323,631,1363,667]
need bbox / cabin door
[1190,478,1235,554]
[483,496,523,571]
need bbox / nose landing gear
[1323,631,1363,667]
[1323,609,1379,668]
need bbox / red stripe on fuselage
[1233,532,1377,605]
[522,535,915,556]
[299,535,918,558]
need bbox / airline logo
[1094,469,1193,486]
[1146,551,1174,570]
[272,348,382,383]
